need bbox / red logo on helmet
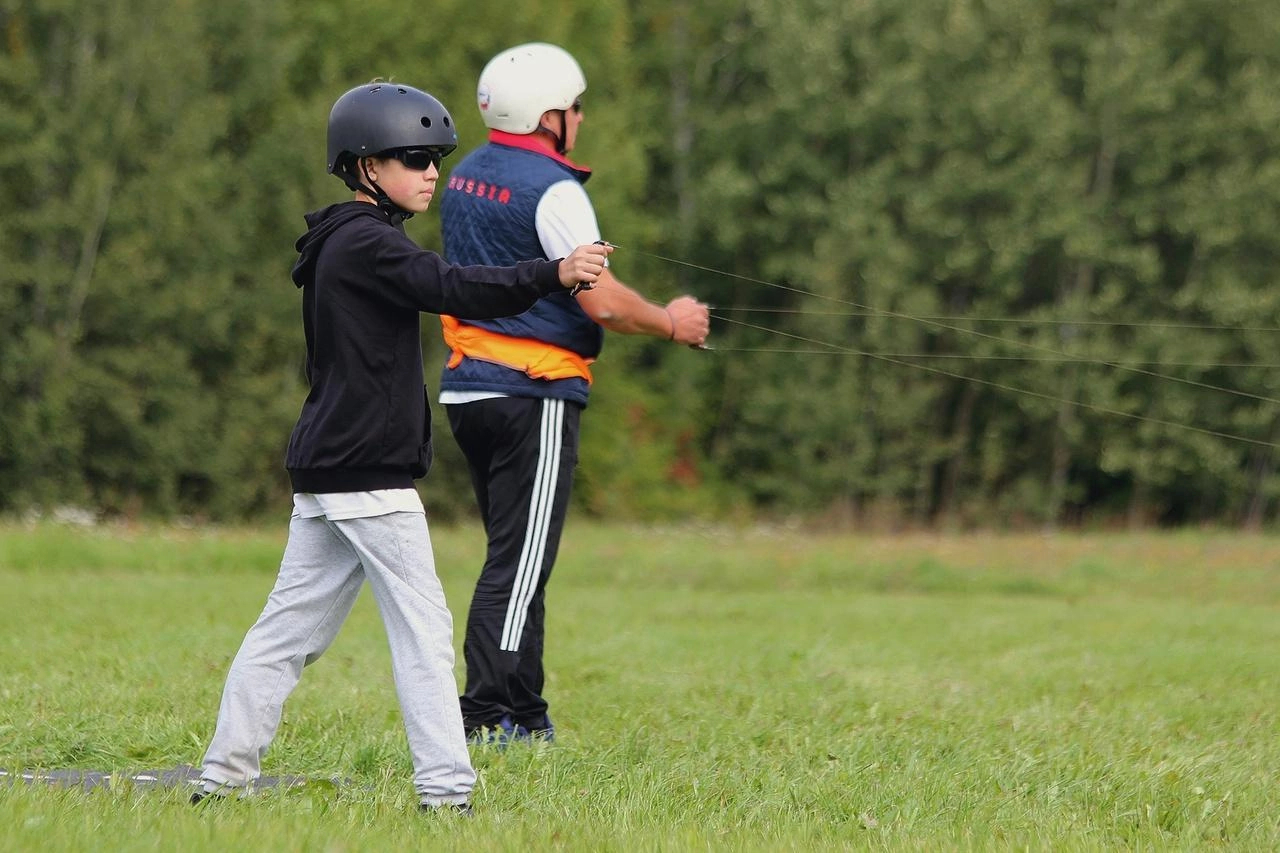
[478,85,491,111]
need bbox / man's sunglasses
[391,147,450,171]
[571,97,583,114]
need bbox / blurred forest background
[3,0,1280,529]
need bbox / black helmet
[327,83,458,174]
[326,83,458,217]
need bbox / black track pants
[446,396,580,730]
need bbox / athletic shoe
[466,714,518,747]
[421,802,474,816]
[466,714,555,747]
[189,790,226,805]
[519,714,555,743]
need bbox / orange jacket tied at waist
[441,315,594,383]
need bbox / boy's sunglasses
[571,97,583,114]
[391,147,449,171]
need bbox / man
[437,42,710,743]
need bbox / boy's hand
[558,242,613,289]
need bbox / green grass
[1,522,1278,850]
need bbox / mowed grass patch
[0,522,1277,850]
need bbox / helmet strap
[340,158,413,223]
[536,113,568,155]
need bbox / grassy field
[0,521,1277,850]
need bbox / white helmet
[477,42,586,134]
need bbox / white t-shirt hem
[292,488,424,521]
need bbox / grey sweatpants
[198,512,475,805]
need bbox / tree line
[3,0,1280,528]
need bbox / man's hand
[664,295,710,347]
[557,243,614,289]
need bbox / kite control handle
[570,240,612,296]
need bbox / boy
[191,82,611,813]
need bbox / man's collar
[487,130,592,181]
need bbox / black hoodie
[285,201,563,493]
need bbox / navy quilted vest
[439,138,602,406]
